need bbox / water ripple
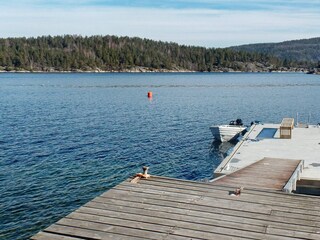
[1,73,320,239]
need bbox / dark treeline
[0,35,302,72]
[231,37,320,65]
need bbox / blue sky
[1,0,320,47]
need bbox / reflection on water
[210,140,236,160]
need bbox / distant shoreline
[0,65,319,74]
[1,35,319,77]
[0,69,318,74]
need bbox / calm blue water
[1,72,319,239]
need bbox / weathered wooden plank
[83,202,318,233]
[137,177,320,205]
[31,231,81,240]
[111,204,317,240]
[144,176,320,202]
[221,175,291,180]
[118,181,320,212]
[107,185,320,217]
[147,176,289,194]
[77,204,320,239]
[86,198,320,232]
[271,210,320,222]
[58,217,240,240]
[101,188,274,216]
[141,181,314,203]
[44,224,145,240]
[75,207,267,233]
[65,212,296,240]
[235,165,298,171]
[211,158,301,191]
[119,182,319,216]
[266,226,320,240]
[219,175,290,182]
[92,196,319,228]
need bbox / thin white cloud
[0,6,319,47]
[3,0,320,8]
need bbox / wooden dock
[212,157,303,192]
[214,123,320,192]
[32,175,320,240]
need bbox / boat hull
[210,125,246,142]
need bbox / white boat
[210,119,246,142]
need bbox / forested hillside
[0,35,299,72]
[231,37,320,64]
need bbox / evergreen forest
[0,35,309,72]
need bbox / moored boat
[210,119,246,142]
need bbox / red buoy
[147,91,153,98]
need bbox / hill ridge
[0,35,318,73]
[231,37,320,64]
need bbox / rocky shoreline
[0,65,319,74]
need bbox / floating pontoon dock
[215,121,320,194]
[32,176,320,240]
